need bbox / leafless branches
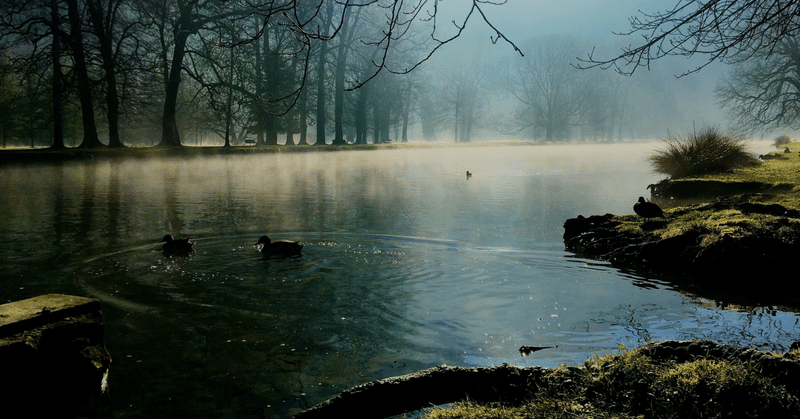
[578,0,800,76]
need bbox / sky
[478,0,645,38]
[420,0,749,140]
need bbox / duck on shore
[256,235,303,257]
[633,196,666,219]
[160,234,195,255]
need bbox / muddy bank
[563,196,800,285]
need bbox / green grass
[649,127,759,179]
[664,140,800,209]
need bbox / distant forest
[0,0,723,149]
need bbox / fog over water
[2,0,799,417]
[2,142,796,418]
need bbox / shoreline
[561,143,800,309]
[0,141,544,163]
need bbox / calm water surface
[1,143,797,418]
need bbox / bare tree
[580,0,800,76]
[504,38,582,141]
[441,70,484,142]
[65,0,102,148]
[84,0,138,148]
[2,0,521,148]
[717,35,800,132]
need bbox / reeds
[649,127,758,179]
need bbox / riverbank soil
[563,143,800,307]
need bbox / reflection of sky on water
[2,143,797,418]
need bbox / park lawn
[683,141,800,208]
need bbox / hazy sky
[423,0,739,139]
[434,1,678,68]
[480,0,645,38]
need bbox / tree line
[0,0,523,148]
[2,0,798,149]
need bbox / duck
[466,171,472,178]
[633,196,666,219]
[255,235,303,257]
[160,234,195,255]
[519,345,555,356]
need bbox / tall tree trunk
[315,41,329,145]
[454,95,459,142]
[66,0,102,148]
[297,87,309,145]
[332,7,352,145]
[372,101,380,143]
[401,107,409,143]
[263,25,279,145]
[223,28,234,147]
[314,1,334,145]
[284,54,299,146]
[354,85,368,144]
[50,0,64,149]
[86,0,122,147]
[253,16,264,145]
[159,1,194,147]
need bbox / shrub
[774,135,791,149]
[649,127,759,179]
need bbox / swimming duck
[256,235,303,257]
[160,234,195,255]
[519,345,555,356]
[633,196,666,219]
[466,171,472,178]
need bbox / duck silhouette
[633,196,666,219]
[160,234,195,255]
[519,345,555,356]
[466,171,472,178]
[256,235,303,257]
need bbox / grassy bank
[659,141,800,208]
[423,342,800,419]
[615,142,800,251]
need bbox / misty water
[2,143,799,418]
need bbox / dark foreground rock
[0,294,111,417]
[294,364,550,419]
[562,197,800,282]
[294,340,800,419]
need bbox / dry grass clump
[649,128,759,179]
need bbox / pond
[1,143,797,418]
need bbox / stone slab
[0,293,101,338]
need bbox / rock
[0,294,111,417]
